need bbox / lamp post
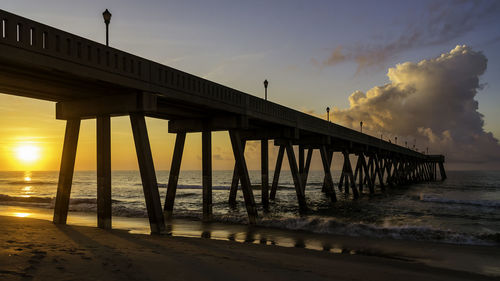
[263,79,268,100]
[395,137,398,145]
[326,107,330,122]
[102,9,112,46]
[360,121,363,133]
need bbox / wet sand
[1,215,499,281]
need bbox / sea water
[0,170,499,245]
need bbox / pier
[0,9,446,234]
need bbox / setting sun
[15,144,41,163]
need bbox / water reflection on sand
[1,205,499,277]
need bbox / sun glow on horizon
[15,144,41,163]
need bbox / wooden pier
[0,9,446,234]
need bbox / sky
[1,0,500,171]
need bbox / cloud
[319,0,500,72]
[331,45,500,165]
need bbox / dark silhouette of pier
[0,10,446,234]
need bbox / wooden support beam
[261,139,269,209]
[356,154,364,193]
[373,154,385,191]
[434,163,437,181]
[385,158,393,187]
[169,116,248,133]
[319,145,337,202]
[299,145,305,186]
[239,128,299,141]
[345,173,350,195]
[229,130,258,224]
[130,113,165,234]
[338,154,346,193]
[415,163,420,182]
[270,145,285,200]
[393,159,401,186]
[343,151,359,199]
[322,150,333,193]
[424,162,429,181]
[284,141,307,211]
[303,148,313,188]
[411,161,417,182]
[164,132,186,220]
[365,156,372,186]
[363,155,374,194]
[415,162,420,181]
[294,135,331,146]
[229,141,245,205]
[392,159,400,185]
[379,157,386,183]
[53,119,81,225]
[97,116,111,230]
[202,131,212,222]
[57,92,157,120]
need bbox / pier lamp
[360,121,363,133]
[405,141,408,148]
[102,9,112,46]
[326,107,330,122]
[395,137,398,145]
[263,79,268,100]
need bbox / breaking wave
[419,195,500,208]
[257,217,500,246]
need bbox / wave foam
[257,217,499,246]
[420,195,500,208]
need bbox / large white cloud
[332,45,500,165]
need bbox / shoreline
[1,206,499,279]
[1,216,499,281]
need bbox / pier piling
[229,130,257,224]
[202,131,213,222]
[270,145,285,200]
[97,115,111,229]
[164,132,186,220]
[53,119,81,225]
[130,114,165,234]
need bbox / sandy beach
[1,215,499,281]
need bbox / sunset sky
[1,0,500,171]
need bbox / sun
[15,144,41,163]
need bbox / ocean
[1,170,499,246]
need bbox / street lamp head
[263,79,268,89]
[326,107,330,112]
[103,9,112,24]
